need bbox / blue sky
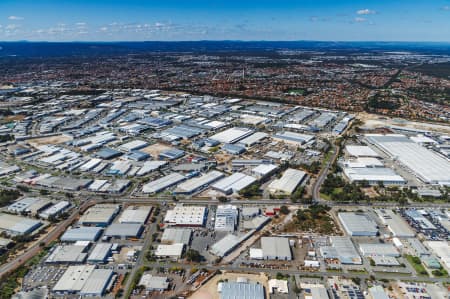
[0,0,450,41]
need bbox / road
[121,208,160,299]
[0,200,95,279]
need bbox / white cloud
[442,6,450,11]
[8,16,24,21]
[354,17,366,23]
[76,22,87,26]
[356,9,376,15]
[6,24,19,30]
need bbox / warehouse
[24,198,52,216]
[60,227,103,242]
[261,237,292,260]
[105,223,143,239]
[119,206,152,224]
[161,125,204,139]
[158,148,185,160]
[273,131,315,145]
[174,170,224,195]
[39,201,70,219]
[376,209,415,238]
[0,213,43,236]
[53,265,95,294]
[320,236,362,265]
[79,204,120,227]
[142,172,186,194]
[214,205,239,232]
[108,160,131,175]
[366,134,450,185]
[359,243,399,257]
[136,160,167,176]
[118,140,148,152]
[139,274,169,291]
[425,241,450,268]
[210,234,245,257]
[46,244,88,264]
[219,281,264,299]
[343,167,406,186]
[338,212,378,236]
[222,143,246,155]
[155,243,185,259]
[88,179,108,191]
[126,151,150,161]
[345,145,380,157]
[95,147,122,160]
[7,197,41,214]
[240,114,268,125]
[309,112,336,128]
[210,127,254,144]
[161,228,192,245]
[87,243,112,263]
[79,269,113,296]
[238,132,268,147]
[251,164,278,178]
[79,158,102,171]
[164,205,207,227]
[212,172,257,195]
[268,168,306,195]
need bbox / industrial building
[238,132,268,147]
[155,243,185,259]
[142,172,186,194]
[272,131,315,145]
[268,168,306,195]
[212,172,257,195]
[366,134,450,185]
[210,127,254,144]
[46,244,88,264]
[320,236,362,265]
[60,227,103,242]
[218,281,264,299]
[300,283,329,299]
[343,167,406,186]
[104,223,143,239]
[118,206,152,224]
[39,201,70,219]
[338,212,378,236]
[79,204,121,227]
[164,205,207,227]
[425,241,450,268]
[53,265,113,296]
[214,205,238,232]
[174,170,224,195]
[0,213,43,236]
[161,228,192,245]
[7,197,51,214]
[138,274,169,291]
[251,164,278,179]
[260,237,292,260]
[87,243,112,263]
[345,145,380,157]
[376,209,415,238]
[118,140,148,152]
[359,243,399,257]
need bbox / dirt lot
[141,143,172,157]
[189,272,269,299]
[28,135,73,147]
[358,112,450,134]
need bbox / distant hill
[1,41,450,58]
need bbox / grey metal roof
[220,282,264,299]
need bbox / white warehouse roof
[345,145,380,157]
[142,172,185,193]
[119,206,152,224]
[366,134,450,185]
[212,172,257,194]
[210,127,254,144]
[268,168,306,195]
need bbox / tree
[185,249,203,262]
[280,205,290,215]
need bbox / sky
[0,0,450,42]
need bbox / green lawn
[405,255,429,277]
